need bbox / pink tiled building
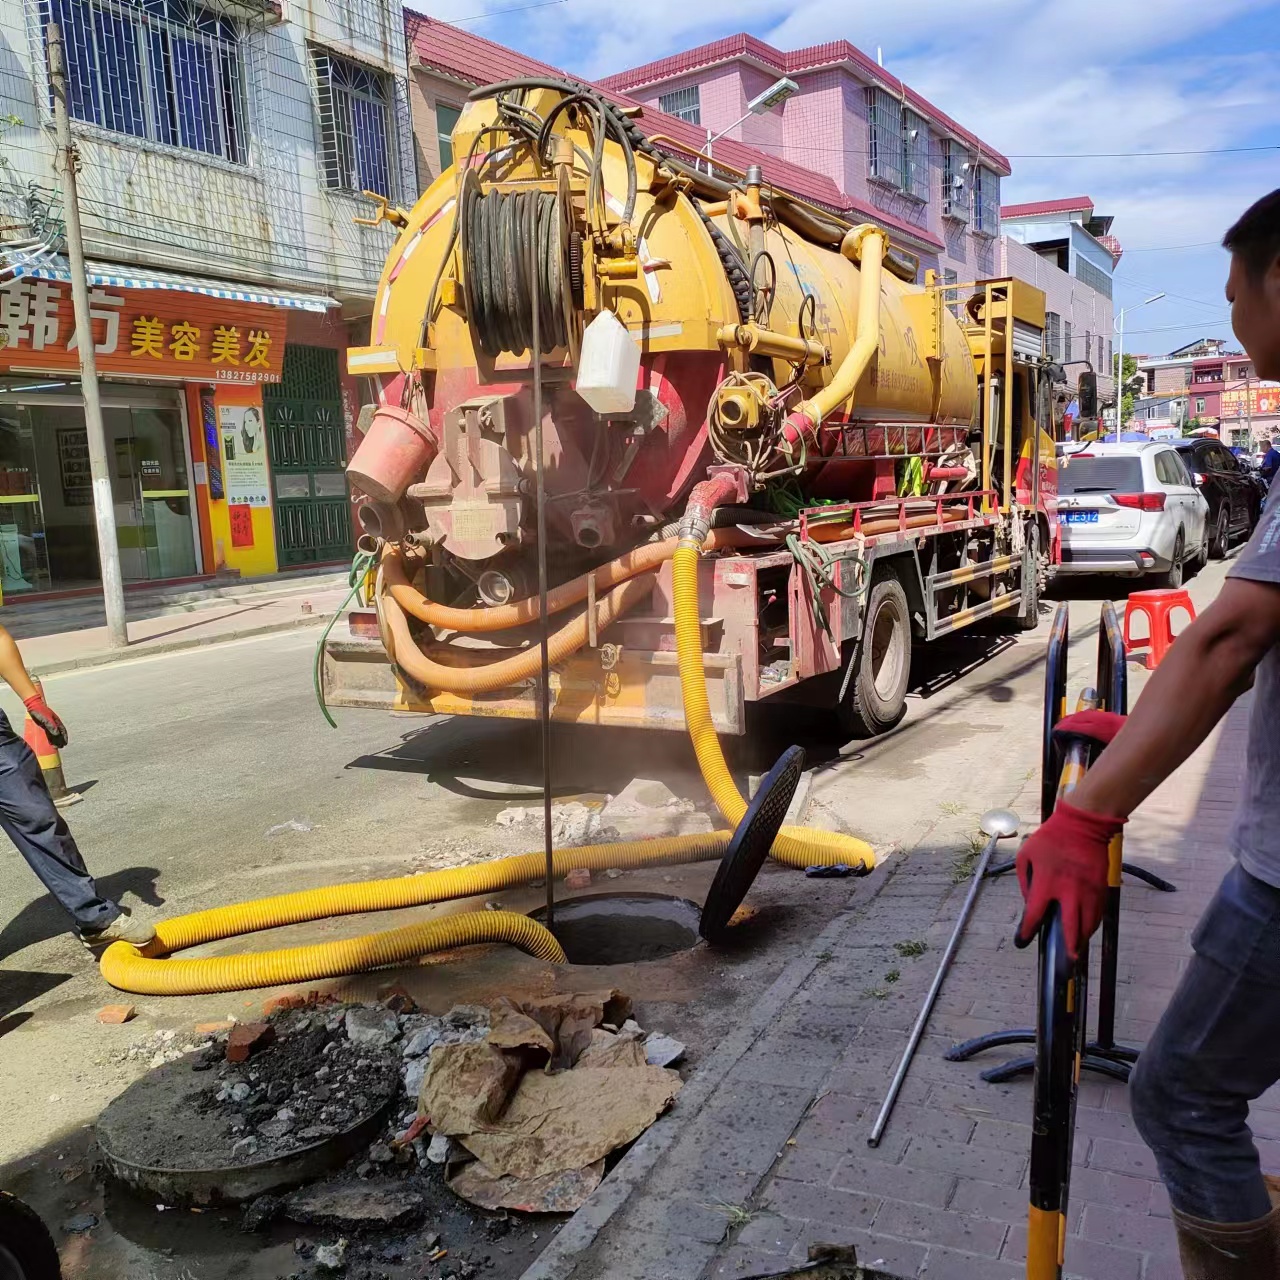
[598,34,1011,284]
[404,16,1117,402]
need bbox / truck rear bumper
[321,636,746,734]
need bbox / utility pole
[47,23,127,647]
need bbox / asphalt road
[0,557,1235,1278]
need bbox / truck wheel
[838,577,911,739]
[0,1193,61,1280]
[1012,525,1042,632]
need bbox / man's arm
[0,624,41,703]
[1015,576,1280,958]
[1072,576,1280,818]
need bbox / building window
[44,0,247,162]
[313,49,393,197]
[1063,319,1072,363]
[1045,311,1061,360]
[436,102,460,171]
[903,109,929,201]
[658,85,700,125]
[1196,397,1206,415]
[941,267,961,317]
[971,164,999,234]
[1107,338,1112,369]
[1075,256,1113,300]
[1098,334,1104,370]
[941,140,968,221]
[867,87,904,189]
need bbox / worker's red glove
[1014,798,1124,961]
[23,694,67,749]
[1052,709,1127,751]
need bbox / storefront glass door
[0,385,197,595]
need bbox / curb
[519,860,896,1280]
[30,613,331,677]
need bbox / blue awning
[5,255,338,313]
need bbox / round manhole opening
[532,893,701,964]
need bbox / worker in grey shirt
[1014,188,1280,1278]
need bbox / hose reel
[459,168,582,362]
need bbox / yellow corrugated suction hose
[100,831,732,996]
[672,542,874,871]
[100,912,566,997]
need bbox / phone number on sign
[215,369,281,384]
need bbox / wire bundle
[462,185,568,357]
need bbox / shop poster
[217,403,270,508]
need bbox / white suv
[1056,441,1209,587]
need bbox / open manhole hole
[532,893,701,964]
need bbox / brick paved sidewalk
[527,617,1256,1280]
[694,691,1252,1280]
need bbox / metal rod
[868,825,1012,1147]
[530,214,553,933]
[47,23,127,648]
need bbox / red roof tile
[403,11,946,251]
[999,196,1095,219]
[598,32,1010,175]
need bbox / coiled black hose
[463,186,568,357]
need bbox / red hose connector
[677,473,741,548]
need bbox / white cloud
[456,0,1280,350]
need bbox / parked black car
[1172,438,1260,558]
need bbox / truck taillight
[1112,492,1166,511]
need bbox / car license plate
[1059,511,1099,524]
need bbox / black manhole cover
[700,745,804,946]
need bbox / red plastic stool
[1123,588,1197,670]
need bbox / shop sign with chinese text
[0,279,284,383]
[1222,384,1280,419]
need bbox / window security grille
[942,140,968,220]
[42,0,247,163]
[313,49,393,197]
[972,164,999,233]
[867,87,904,188]
[1064,319,1073,362]
[658,85,700,124]
[903,109,929,201]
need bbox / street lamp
[698,76,799,172]
[1113,292,1165,430]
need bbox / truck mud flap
[322,637,746,734]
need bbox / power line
[1122,240,1221,253]
[713,136,1280,161]
[436,0,568,21]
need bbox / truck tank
[346,80,979,603]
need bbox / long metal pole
[47,24,127,647]
[867,826,1010,1147]
[529,217,553,932]
[1114,308,1124,434]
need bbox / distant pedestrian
[1261,433,1280,485]
[0,624,153,951]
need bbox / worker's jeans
[1130,862,1280,1223]
[0,709,118,932]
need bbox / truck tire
[0,1193,61,1280]
[838,576,911,739]
[1012,524,1042,632]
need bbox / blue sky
[430,0,1280,360]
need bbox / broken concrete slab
[283,1181,425,1230]
[344,1007,400,1048]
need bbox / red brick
[261,993,307,1016]
[378,984,417,1014]
[194,1019,235,1035]
[96,1004,136,1025]
[225,1020,275,1063]
[565,867,591,889]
